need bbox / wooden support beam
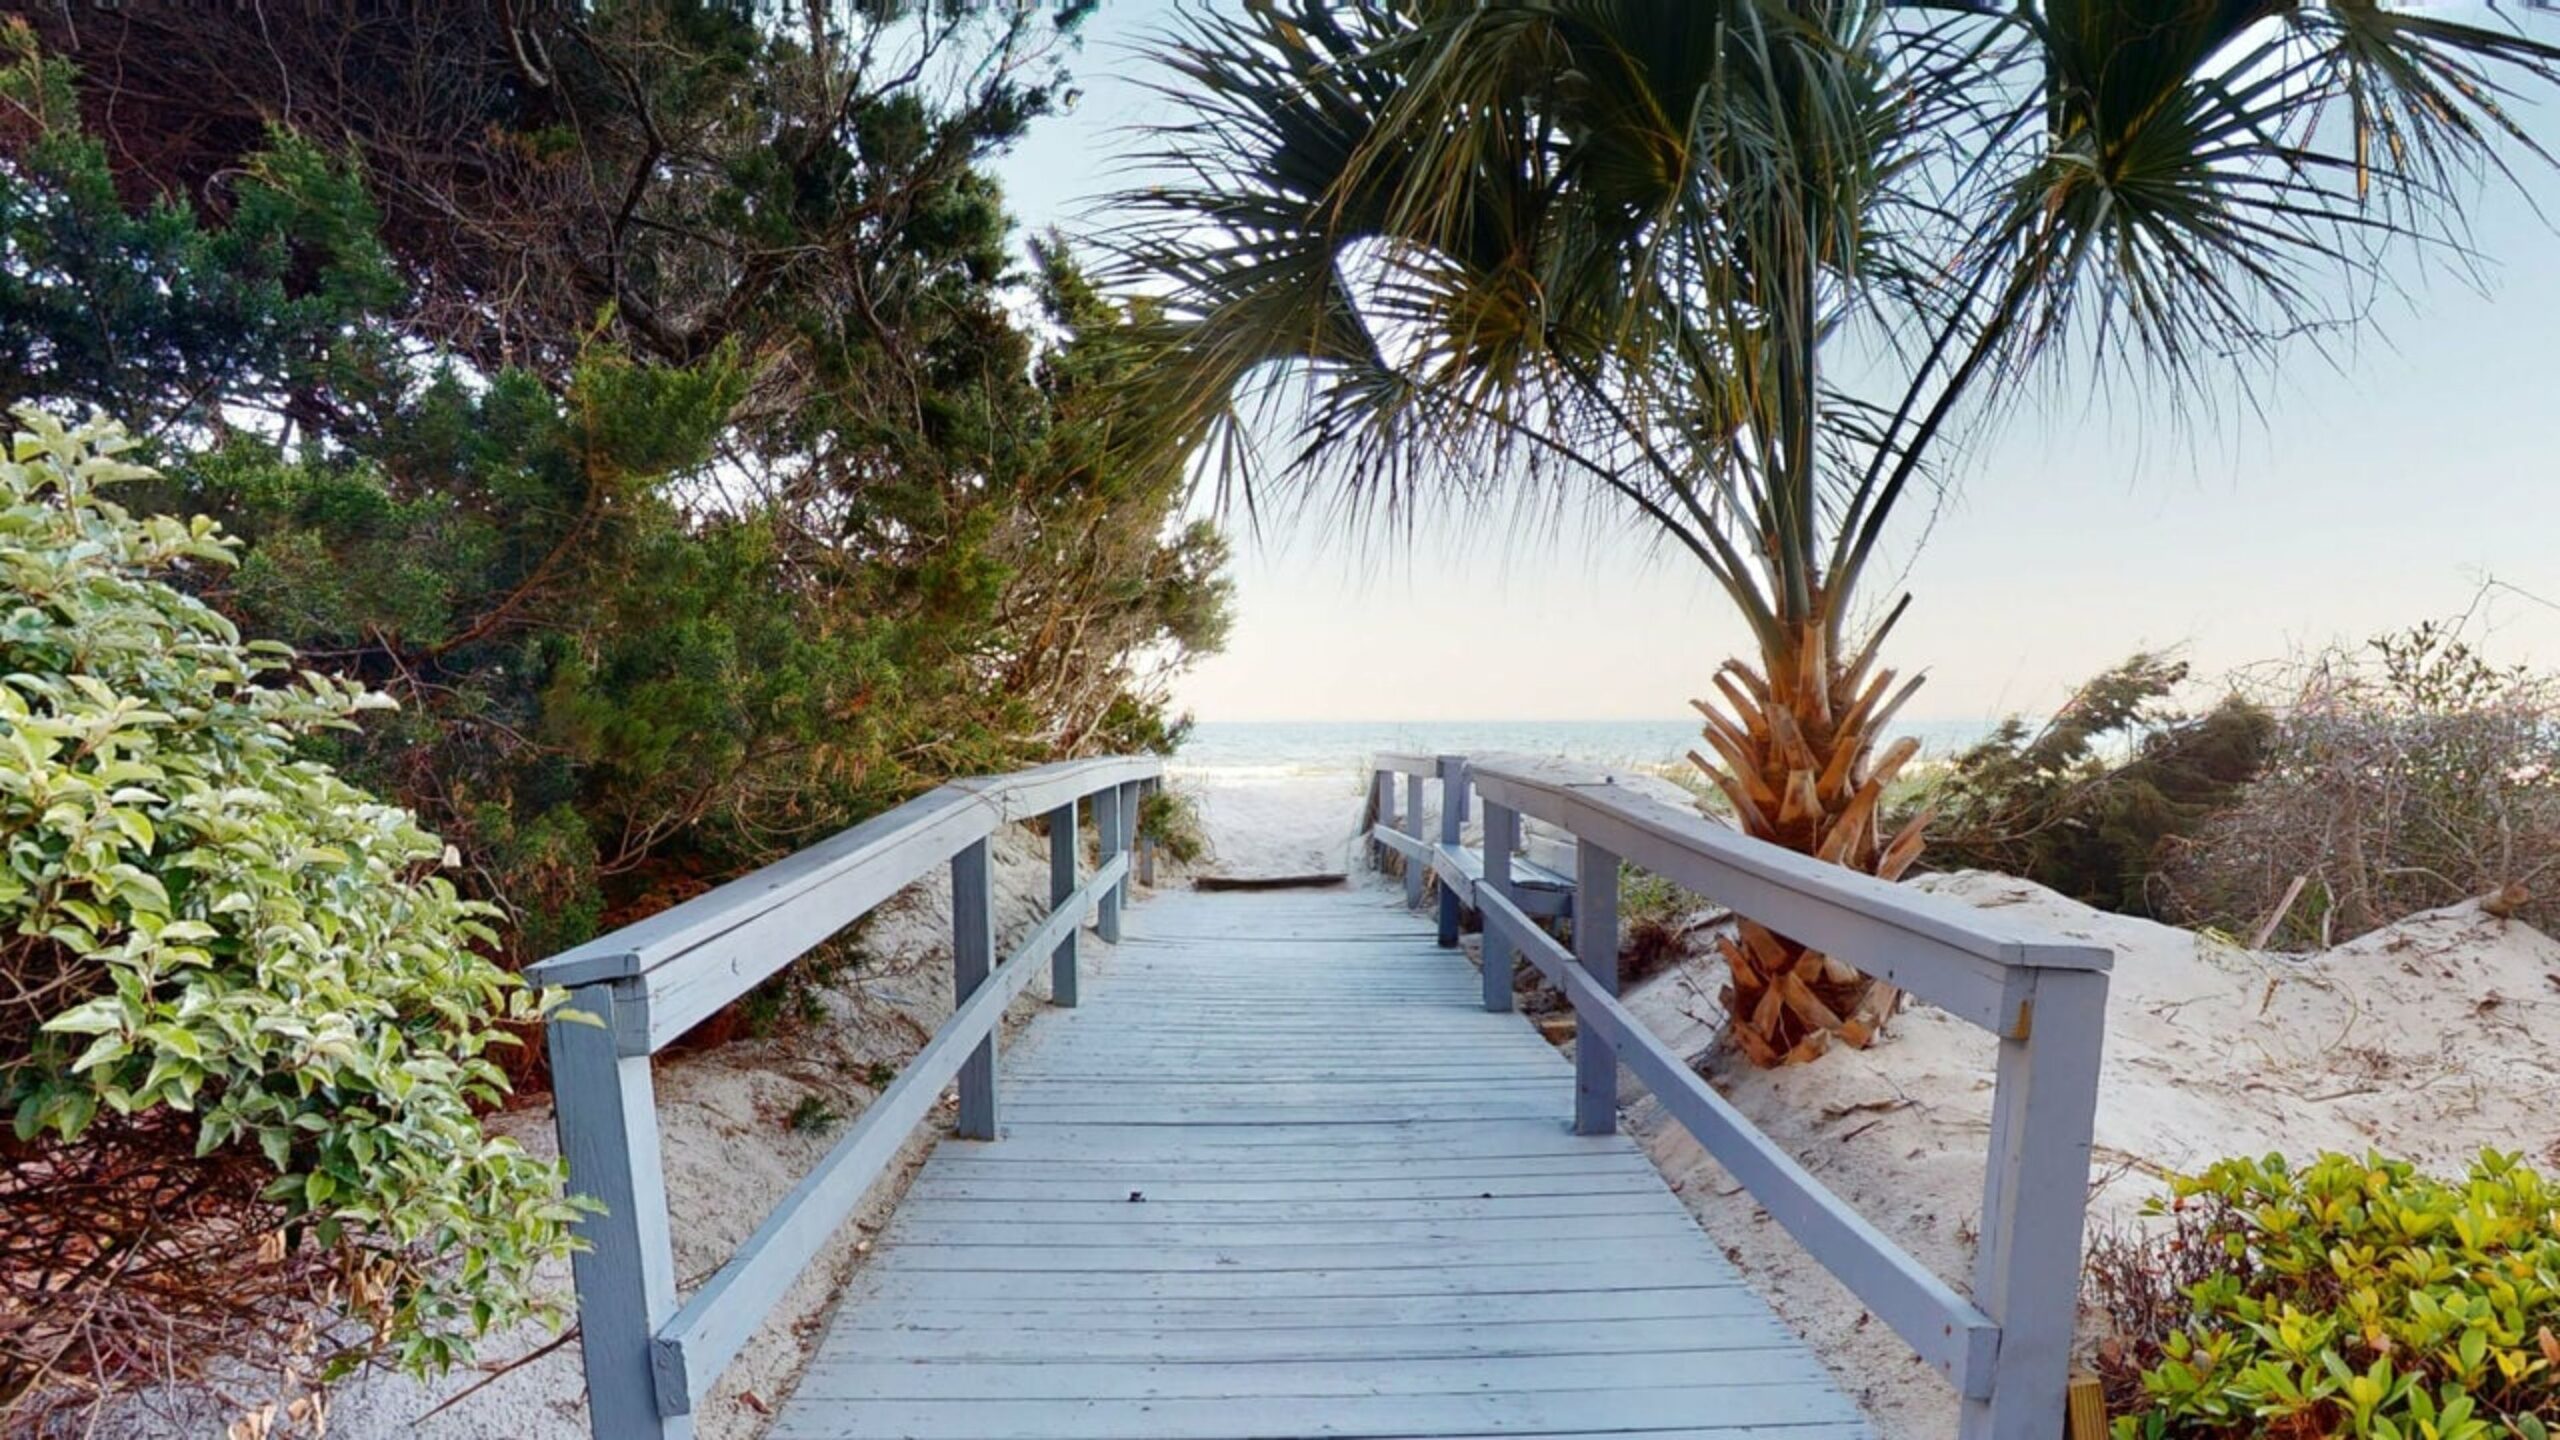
[1960,967,2110,1438]
[951,837,997,1141]
[548,983,692,1437]
[1118,780,1143,899]
[1403,772,1427,910]
[1370,771,1395,870]
[1436,757,1469,948]
[1094,783,1124,944]
[1481,801,1518,1013]
[1137,778,1158,887]
[1048,801,1079,1007]
[1573,840,1620,1137]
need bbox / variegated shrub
[0,405,585,1386]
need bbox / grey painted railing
[1368,752,2112,1440]
[527,756,1161,1440]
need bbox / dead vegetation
[2162,622,2560,946]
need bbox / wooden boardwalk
[769,885,1875,1440]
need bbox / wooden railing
[526,756,1161,1440]
[1369,752,2112,1440]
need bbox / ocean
[1169,718,1997,778]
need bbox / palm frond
[1112,0,2560,662]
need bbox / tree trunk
[1689,613,1930,1066]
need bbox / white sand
[1622,874,2560,1439]
[105,769,2560,1440]
[1165,761,1371,879]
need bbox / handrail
[1366,751,2111,1440]
[530,755,1162,1440]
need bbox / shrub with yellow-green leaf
[0,406,587,1409]
[2096,1149,2559,1440]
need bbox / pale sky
[993,2,2560,724]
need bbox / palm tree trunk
[1689,609,1931,1065]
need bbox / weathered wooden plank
[934,1111,1586,1138]
[910,1155,1661,1181]
[993,1075,1554,1094]
[826,1307,1778,1348]
[837,1263,1747,1303]
[818,1315,1800,1364]
[883,1212,1710,1248]
[793,1349,1838,1402]
[769,1382,1862,1439]
[912,1156,1665,1182]
[903,1128,1602,1159]
[873,1236,1719,1273]
[831,1287,1759,1328]
[903,1177,1680,1205]
[880,1183,1679,1214]
[997,1104,1570,1126]
[1000,1062,1567,1080]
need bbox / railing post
[1961,968,2108,1440]
[1137,777,1158,887]
[1481,800,1518,1012]
[549,984,691,1439]
[951,836,997,1140]
[1116,778,1142,899]
[1370,769,1393,869]
[1094,783,1123,943]
[1571,840,1620,1136]
[1435,756,1468,947]
[1047,800,1078,1008]
[1402,770,1426,910]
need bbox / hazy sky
[992,2,2560,724]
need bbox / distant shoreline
[1171,717,1999,776]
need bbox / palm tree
[1113,0,2560,1064]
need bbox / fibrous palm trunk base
[1689,615,1930,1066]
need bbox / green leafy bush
[2095,1149,2560,1440]
[0,407,584,1409]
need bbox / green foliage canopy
[0,9,1232,966]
